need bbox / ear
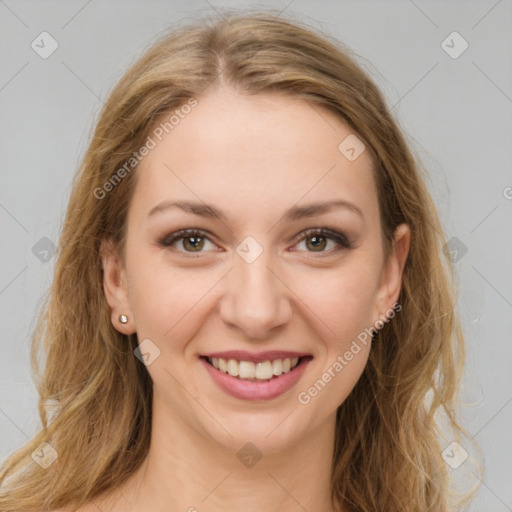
[100,239,135,334]
[373,223,411,324]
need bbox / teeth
[226,359,239,376]
[272,359,283,376]
[255,361,273,380]
[208,356,302,381]
[239,360,255,379]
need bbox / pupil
[185,236,203,251]
[308,236,326,251]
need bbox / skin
[94,86,410,512]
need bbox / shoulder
[40,476,135,512]
[45,493,127,512]
[44,504,104,512]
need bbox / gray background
[1,0,511,510]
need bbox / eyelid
[158,227,352,255]
[158,228,219,257]
[292,227,351,251]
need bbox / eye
[293,228,351,253]
[158,227,352,257]
[158,229,218,256]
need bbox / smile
[206,356,301,382]
[200,354,313,401]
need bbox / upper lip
[201,350,312,363]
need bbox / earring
[119,314,128,324]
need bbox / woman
[0,11,476,512]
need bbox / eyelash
[158,228,351,257]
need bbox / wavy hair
[0,10,478,511]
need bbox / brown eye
[305,234,328,251]
[159,227,351,257]
[182,235,205,252]
[294,228,351,253]
[159,229,217,255]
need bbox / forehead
[132,87,379,227]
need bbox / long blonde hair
[0,11,477,511]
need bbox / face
[102,86,410,454]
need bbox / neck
[100,392,345,512]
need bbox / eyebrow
[147,199,364,222]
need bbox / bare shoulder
[44,493,129,512]
[45,502,112,512]
[41,475,138,512]
[44,507,89,512]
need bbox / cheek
[126,253,222,345]
[295,266,376,407]
[292,258,380,344]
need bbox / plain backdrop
[0,1,511,510]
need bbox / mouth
[200,355,313,383]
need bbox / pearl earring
[119,314,128,324]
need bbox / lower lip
[200,357,312,401]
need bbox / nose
[219,246,293,341]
